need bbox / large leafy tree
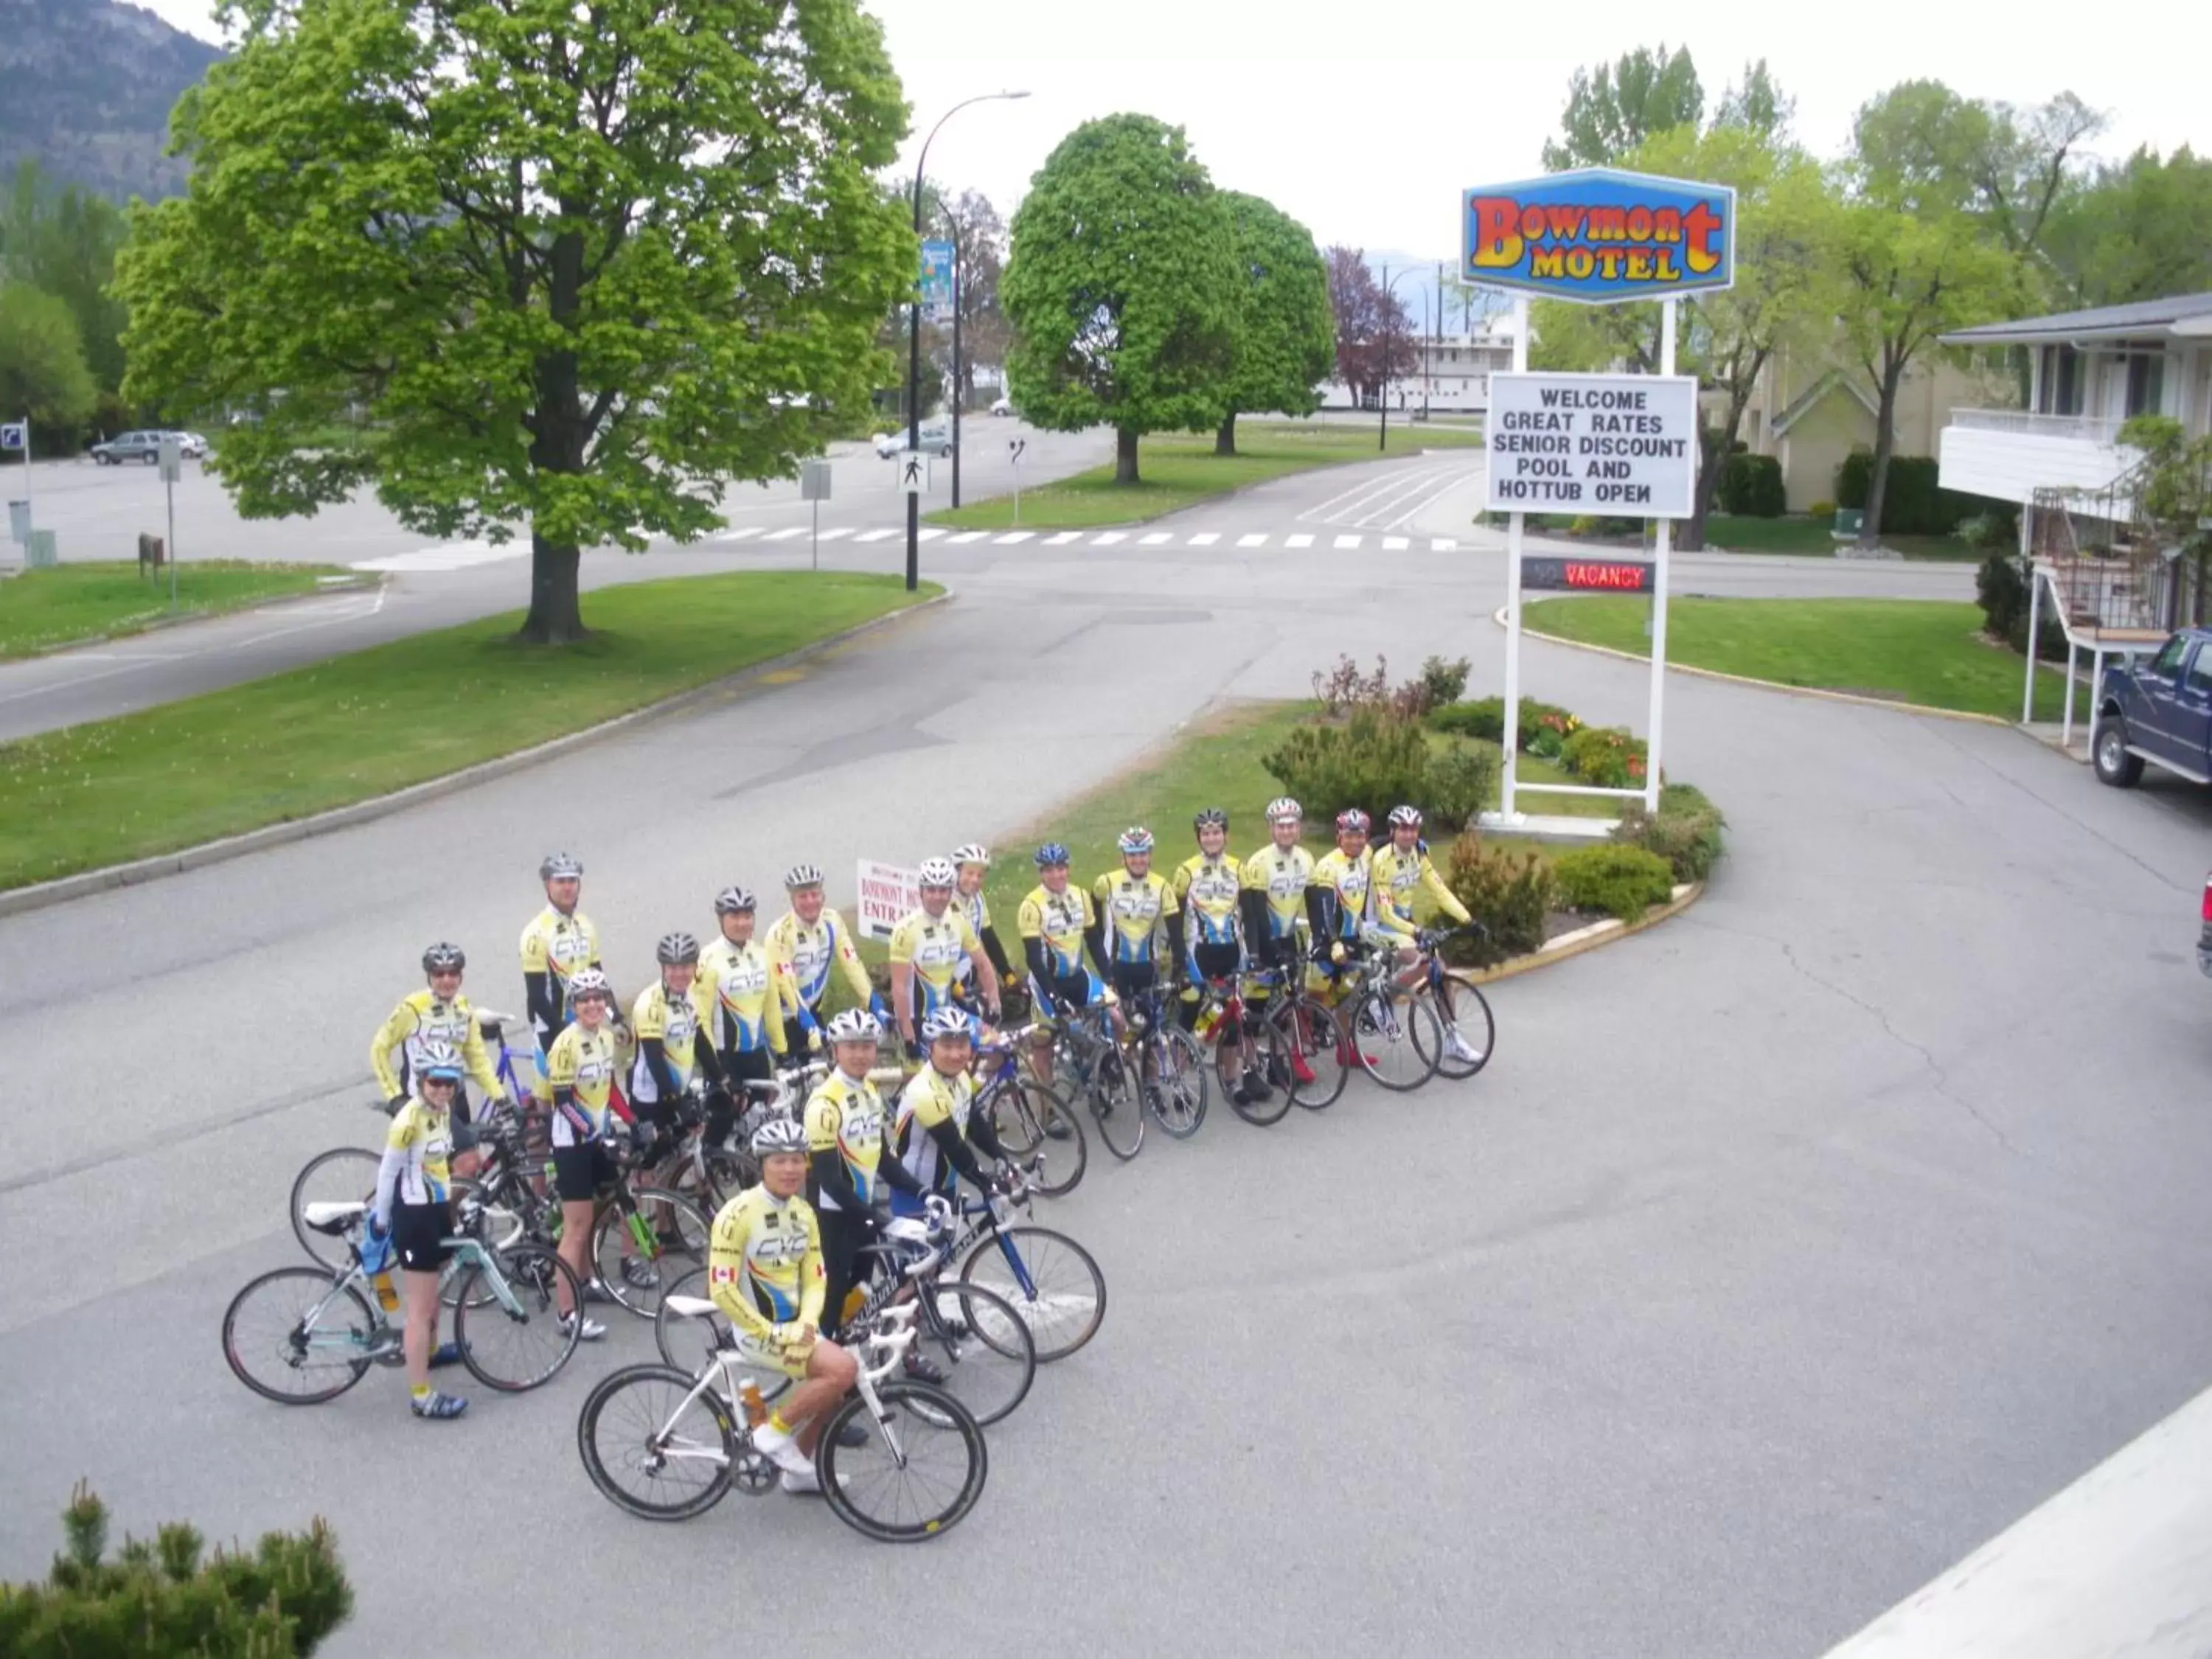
[1002,114,1239,484]
[2044,146,2212,307]
[1324,246,1415,410]
[0,281,97,448]
[1541,44,1703,171]
[1212,192,1331,455]
[0,161,129,394]
[116,0,911,643]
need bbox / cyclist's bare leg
[787,1338,860,1456]
[557,1197,594,1314]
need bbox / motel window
[2039,345,2083,415]
[2125,349,2166,418]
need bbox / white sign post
[855,860,920,942]
[1008,438,1026,526]
[800,458,831,571]
[1,418,29,552]
[159,434,183,607]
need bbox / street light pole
[904,90,1029,593]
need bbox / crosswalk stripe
[1092,532,1127,545]
[1431,538,1458,552]
[765,526,804,541]
[349,540,524,574]
[1043,532,1082,546]
[994,531,1035,544]
[815,527,852,542]
[917,528,947,543]
[1139,532,1172,546]
[1333,534,1362,550]
[712,526,764,543]
[1285,533,1314,549]
[855,529,897,543]
[1237,533,1267,548]
[945,530,989,545]
[1187,532,1220,546]
[1382,535,1409,551]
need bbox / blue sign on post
[1461,167,1736,305]
[919,239,955,324]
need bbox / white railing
[1949,408,2126,445]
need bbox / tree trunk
[1860,363,1905,547]
[1214,411,1237,457]
[519,531,585,644]
[1116,425,1139,484]
[1683,421,1722,552]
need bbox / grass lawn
[0,560,347,658]
[1700,514,1977,561]
[928,421,1489,532]
[0,571,936,891]
[1525,595,2091,722]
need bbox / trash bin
[7,500,27,546]
[1831,508,1864,540]
[26,529,58,568]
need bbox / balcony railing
[1949,408,2126,445]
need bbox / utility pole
[951,232,963,508]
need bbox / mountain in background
[0,0,223,200]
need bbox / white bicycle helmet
[824,1008,882,1043]
[713,886,757,914]
[917,857,959,888]
[1388,804,1423,829]
[1117,826,1154,855]
[656,931,701,965]
[782,863,824,891]
[539,852,583,881]
[751,1117,807,1158]
[921,1007,975,1043]
[951,844,991,869]
[1265,796,1302,824]
[416,1041,465,1082]
[567,967,612,1003]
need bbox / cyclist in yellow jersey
[948,844,1015,1011]
[1306,808,1377,995]
[1372,804,1484,1065]
[698,886,787,1147]
[629,931,723,1171]
[1175,809,1259,1099]
[890,1008,1016,1217]
[520,852,601,1058]
[765,863,878,1055]
[1018,842,1110,1085]
[804,1009,923,1340]
[1090,827,1180,1005]
[363,1042,469,1420]
[888,858,1001,1058]
[709,1119,856,1496]
[542,966,618,1343]
[1239,798,1315,1098]
[369,943,508,1164]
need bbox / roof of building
[1770,367,1877,436]
[1941,292,2212,345]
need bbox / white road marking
[764,526,805,541]
[1432,538,1459,551]
[945,531,990,545]
[1382,535,1409,550]
[855,529,897,543]
[1237,533,1268,548]
[1091,532,1127,545]
[814,527,852,542]
[1333,534,1363,549]
[712,526,764,543]
[1187,532,1220,546]
[1139,532,1172,546]
[994,532,1035,544]
[1286,534,1314,549]
[917,529,947,543]
[1043,532,1082,545]
[349,539,524,573]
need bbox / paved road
[0,445,1972,742]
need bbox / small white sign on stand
[897,453,931,495]
[855,860,920,941]
[1486,373,1697,518]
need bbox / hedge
[1719,453,1786,518]
[1834,451,1976,535]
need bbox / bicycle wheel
[1090,1049,1143,1161]
[1427,971,1496,1080]
[817,1381,988,1543]
[222,1267,375,1405]
[702,1147,754,1208]
[960,1225,1106,1363]
[1272,999,1349,1111]
[985,1080,1087,1197]
[913,1281,1036,1426]
[1350,987,1441,1092]
[453,1244,582,1392]
[288,1147,380,1270]
[577,1364,736,1521]
[1219,1014,1295,1127]
[1141,1028,1207,1138]
[650,1267,797,1412]
[592,1188,712,1319]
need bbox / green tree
[0,161,130,393]
[1002,114,1239,484]
[2043,146,2212,306]
[0,281,97,448]
[1212,192,1332,454]
[1712,58,1792,139]
[1542,44,1703,171]
[115,0,911,644]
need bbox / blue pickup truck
[2092,627,2212,789]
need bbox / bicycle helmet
[951,843,991,869]
[713,885,756,914]
[917,857,958,888]
[751,1117,808,1158]
[417,1041,465,1083]
[921,1007,975,1043]
[567,967,612,1003]
[656,931,700,966]
[422,942,466,974]
[539,852,582,881]
[1034,842,1071,869]
[782,862,824,890]
[1192,808,1228,832]
[1265,796,1302,824]
[1336,808,1371,834]
[824,1007,883,1043]
[1388,804,1423,829]
[1117,827,1154,855]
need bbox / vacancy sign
[1485,372,1697,519]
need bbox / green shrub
[0,1485,353,1658]
[1834,451,1975,535]
[1561,723,1648,789]
[1422,740,1502,832]
[1441,833,1556,965]
[1612,782,1726,883]
[1428,695,1576,751]
[1265,709,1496,831]
[1807,498,1835,520]
[1417,654,1471,709]
[1975,550,2028,638]
[1958,508,2017,551]
[1719,453,1786,517]
[1551,844,1677,921]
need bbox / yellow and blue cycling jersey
[1309,846,1375,943]
[888,905,982,1014]
[1241,844,1313,944]
[707,1186,825,1339]
[1173,850,1244,950]
[543,1021,618,1147]
[698,937,787,1057]
[382,1095,454,1208]
[1368,841,1470,940]
[368,990,502,1102]
[891,1065,975,1198]
[628,978,712,1105]
[519,905,599,1031]
[765,908,872,1019]
[1091,870,1177,967]
[804,1070,887,1214]
[1018,883,1096,976]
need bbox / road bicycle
[1332,936,1444,1092]
[970,1023,1085,1196]
[1051,998,1142,1161]
[1197,961,1352,1115]
[1121,981,1207,1140]
[222,1197,581,1404]
[1408,925,1496,1081]
[946,1185,1105,1363]
[653,1195,1037,1427]
[577,1303,988,1543]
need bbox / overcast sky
[137,0,2212,261]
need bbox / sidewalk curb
[4,573,384,664]
[1493,606,2011,726]
[0,588,953,921]
[1460,881,1703,987]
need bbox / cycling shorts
[391,1200,456,1273]
[551,1141,616,1203]
[732,1327,816,1382]
[1029,968,1108,1029]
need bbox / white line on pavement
[712,526,764,543]
[814,527,852,542]
[1092,532,1127,545]
[1043,532,1081,546]
[1432,538,1459,552]
[1237,533,1268,548]
[1188,532,1220,546]
[1333,534,1362,549]
[764,527,804,541]
[1139,532,1172,546]
[1286,534,1314,549]
[994,532,1034,543]
[1382,535,1409,550]
[917,529,947,543]
[945,531,989,545]
[855,529,897,543]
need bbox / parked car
[2199,873,2211,981]
[990,396,1015,417]
[870,417,954,459]
[2092,627,2212,788]
[89,430,173,465]
[177,431,209,459]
